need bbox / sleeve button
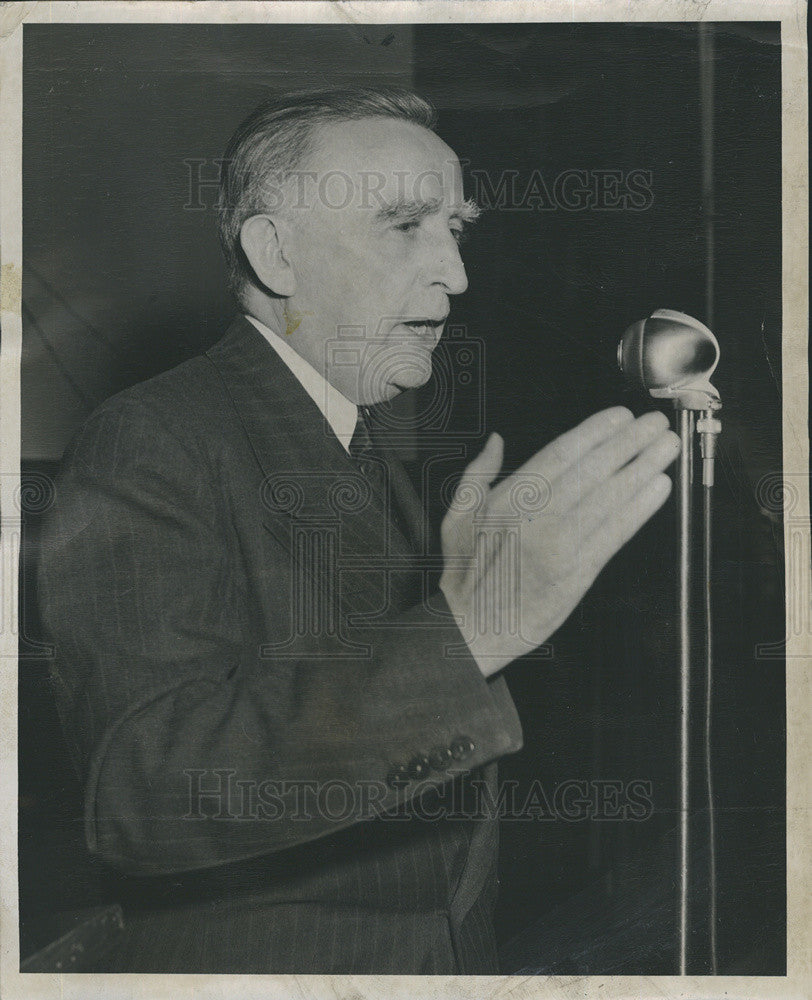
[386,763,410,789]
[407,755,432,780]
[429,746,453,769]
[450,737,476,760]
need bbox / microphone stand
[671,397,721,974]
[676,404,694,973]
[618,309,722,973]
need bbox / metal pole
[677,405,694,974]
[698,23,716,331]
[703,478,718,973]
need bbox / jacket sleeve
[37,399,524,876]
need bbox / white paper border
[1,3,808,998]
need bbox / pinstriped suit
[37,316,524,973]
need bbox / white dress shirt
[244,314,358,454]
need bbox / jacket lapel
[369,433,425,554]
[205,317,424,610]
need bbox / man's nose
[426,231,468,296]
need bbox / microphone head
[617,309,720,405]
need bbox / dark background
[19,22,785,973]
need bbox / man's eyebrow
[375,196,443,223]
[374,196,482,225]
[451,198,482,225]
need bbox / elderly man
[38,86,678,974]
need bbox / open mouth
[401,317,447,339]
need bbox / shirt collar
[244,314,358,454]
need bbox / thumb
[442,433,504,553]
[454,432,504,500]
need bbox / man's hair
[217,85,438,303]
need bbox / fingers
[552,411,672,512]
[548,408,637,478]
[581,471,673,581]
[564,424,680,538]
[514,406,635,485]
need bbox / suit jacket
[37,315,524,974]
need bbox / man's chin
[389,367,433,393]
[360,357,434,403]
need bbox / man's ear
[239,214,297,297]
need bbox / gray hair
[217,86,438,303]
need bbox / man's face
[279,117,476,405]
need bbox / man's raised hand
[439,407,680,677]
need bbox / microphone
[618,308,721,485]
[617,308,720,410]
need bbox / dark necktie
[349,406,413,546]
[349,406,387,499]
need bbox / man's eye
[450,226,468,246]
[394,221,419,234]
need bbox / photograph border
[1,2,808,998]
